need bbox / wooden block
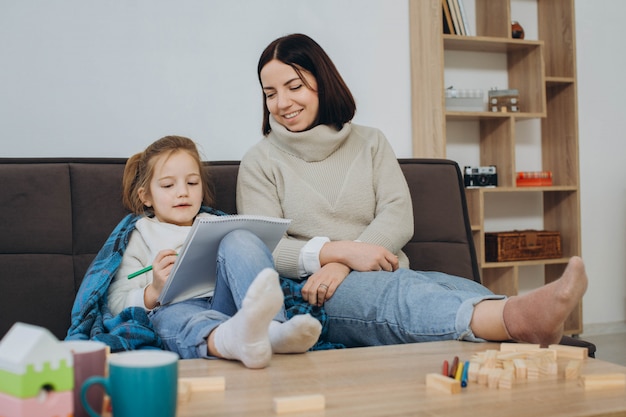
[179,376,225,392]
[565,360,582,380]
[531,349,557,361]
[500,343,541,352]
[499,369,515,390]
[426,373,461,394]
[483,350,499,368]
[548,344,588,360]
[467,361,481,383]
[273,394,326,414]
[580,374,626,391]
[526,360,539,380]
[477,366,490,385]
[538,357,558,377]
[513,358,527,379]
[178,382,192,403]
[178,376,226,403]
[487,368,503,389]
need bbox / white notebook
[157,214,291,305]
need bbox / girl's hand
[302,262,350,306]
[144,249,177,309]
[320,241,399,273]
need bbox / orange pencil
[449,356,459,378]
[442,360,449,377]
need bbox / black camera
[464,166,498,187]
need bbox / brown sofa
[0,158,594,355]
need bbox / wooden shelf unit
[409,0,582,333]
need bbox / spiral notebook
[157,214,291,305]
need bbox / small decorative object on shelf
[444,87,484,111]
[488,88,520,113]
[485,230,562,262]
[516,171,553,187]
[511,21,525,39]
[463,165,497,188]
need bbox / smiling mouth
[283,110,301,119]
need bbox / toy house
[0,322,73,417]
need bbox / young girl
[236,33,588,348]
[73,135,321,369]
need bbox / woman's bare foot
[503,256,588,346]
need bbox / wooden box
[485,230,562,262]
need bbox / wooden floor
[581,331,626,366]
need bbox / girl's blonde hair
[122,135,214,215]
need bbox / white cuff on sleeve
[298,236,330,277]
[127,287,151,311]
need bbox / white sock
[269,314,322,354]
[213,268,282,369]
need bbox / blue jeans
[321,268,504,347]
[149,229,285,359]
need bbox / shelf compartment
[445,111,545,120]
[539,0,577,79]
[443,36,546,116]
[443,36,543,53]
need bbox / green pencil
[127,253,177,279]
[127,265,153,279]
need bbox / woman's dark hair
[257,33,356,135]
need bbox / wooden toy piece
[513,358,527,379]
[0,390,73,417]
[0,322,74,417]
[477,366,490,386]
[178,382,192,404]
[498,369,515,390]
[0,323,73,398]
[467,361,481,383]
[565,360,582,380]
[548,344,588,360]
[426,373,461,394]
[273,394,326,414]
[500,343,541,352]
[487,368,503,389]
[526,360,539,380]
[179,376,225,392]
[482,350,499,369]
[178,376,226,403]
[579,373,626,391]
[538,356,558,377]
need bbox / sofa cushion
[0,164,72,254]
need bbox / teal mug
[81,350,179,417]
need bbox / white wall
[1,0,624,328]
[0,0,411,159]
[576,0,626,327]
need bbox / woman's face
[260,59,319,132]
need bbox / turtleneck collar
[267,116,352,162]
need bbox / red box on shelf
[516,171,552,187]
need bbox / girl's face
[260,59,319,132]
[139,151,203,226]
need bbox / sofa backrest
[0,158,478,340]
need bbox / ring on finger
[319,284,329,291]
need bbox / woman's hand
[302,262,350,306]
[320,241,399,272]
[144,249,177,309]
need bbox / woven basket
[485,230,562,262]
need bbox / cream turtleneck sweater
[236,118,414,279]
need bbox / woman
[236,33,588,348]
